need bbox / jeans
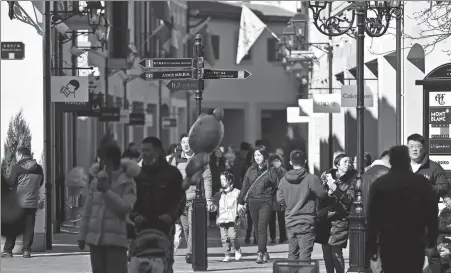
[322,244,345,273]
[3,208,37,252]
[180,201,193,254]
[269,210,287,241]
[248,198,272,253]
[219,223,240,254]
[287,225,315,261]
[245,207,256,241]
[90,245,128,273]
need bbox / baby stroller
[128,228,172,273]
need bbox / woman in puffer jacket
[317,153,356,273]
[78,143,140,273]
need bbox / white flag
[236,5,266,64]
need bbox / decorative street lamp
[309,1,402,272]
[282,10,308,48]
[85,1,104,32]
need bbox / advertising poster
[428,91,451,170]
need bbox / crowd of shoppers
[4,129,451,273]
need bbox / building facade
[302,1,451,174]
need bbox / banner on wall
[51,76,89,102]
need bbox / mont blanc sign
[341,85,374,107]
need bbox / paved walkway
[1,231,350,273]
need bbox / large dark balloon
[1,171,25,237]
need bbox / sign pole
[192,34,208,271]
[43,1,53,250]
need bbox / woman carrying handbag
[237,145,279,264]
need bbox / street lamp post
[191,34,208,271]
[308,1,402,272]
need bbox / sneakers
[235,249,242,261]
[1,251,13,258]
[23,250,31,258]
[222,254,232,262]
[256,252,264,264]
[262,252,269,263]
[185,253,192,264]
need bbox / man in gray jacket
[171,134,212,264]
[2,146,44,258]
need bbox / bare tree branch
[367,1,451,59]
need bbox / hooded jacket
[277,168,327,228]
[79,159,139,248]
[414,154,450,199]
[8,157,44,208]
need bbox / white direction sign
[118,109,131,124]
[51,76,89,102]
[341,85,374,107]
[312,93,341,113]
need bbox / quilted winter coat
[317,168,356,248]
[79,159,140,248]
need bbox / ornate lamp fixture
[85,1,104,32]
[308,2,403,273]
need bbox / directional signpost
[166,80,199,92]
[136,34,255,272]
[139,58,193,68]
[139,70,192,80]
[138,35,252,272]
[203,69,252,80]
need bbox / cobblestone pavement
[1,229,349,273]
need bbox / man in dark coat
[362,150,390,216]
[407,133,450,273]
[1,146,44,258]
[130,137,186,272]
[367,145,439,273]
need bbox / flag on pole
[236,4,266,64]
